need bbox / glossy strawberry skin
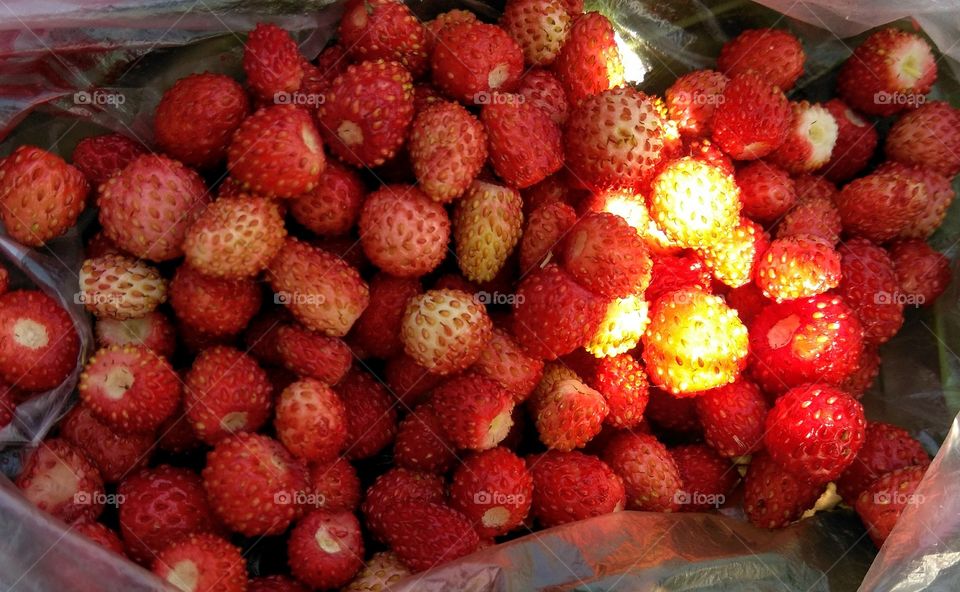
[836,421,930,502]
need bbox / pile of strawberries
[0,0,956,589]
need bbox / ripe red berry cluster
[2,1,954,588]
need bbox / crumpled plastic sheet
[0,0,959,591]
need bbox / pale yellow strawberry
[78,254,167,320]
[453,180,523,282]
[585,294,650,358]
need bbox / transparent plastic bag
[0,1,958,591]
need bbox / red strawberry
[0,146,88,246]
[717,28,805,90]
[384,353,444,405]
[275,379,347,462]
[408,101,487,203]
[665,69,729,138]
[516,68,570,125]
[835,168,926,244]
[749,295,864,394]
[565,87,669,191]
[185,346,273,444]
[725,282,770,326]
[531,378,607,450]
[764,383,866,483]
[522,169,584,215]
[855,465,927,547]
[288,510,364,589]
[482,95,563,188]
[118,465,218,563]
[794,172,838,202]
[359,184,451,278]
[361,467,446,542]
[836,238,904,345]
[0,290,79,391]
[71,133,145,186]
[642,288,748,395]
[155,73,250,168]
[289,159,364,237]
[183,196,286,279]
[401,289,492,375]
[743,452,821,528]
[711,72,791,159]
[95,311,176,359]
[318,60,414,167]
[768,101,838,174]
[699,216,769,289]
[249,576,309,592]
[602,431,683,511]
[472,327,545,401]
[581,354,648,429]
[170,264,261,337]
[243,22,304,100]
[268,238,370,337]
[152,533,246,592]
[454,180,524,282]
[518,202,577,274]
[734,161,795,224]
[349,274,421,360]
[695,379,767,458]
[837,28,936,117]
[671,444,737,511]
[203,432,308,535]
[817,98,877,182]
[78,254,167,321]
[775,194,842,245]
[16,438,104,524]
[552,12,624,106]
[527,450,625,527]
[99,154,209,261]
[885,101,960,177]
[585,294,649,358]
[501,0,571,65]
[311,44,350,90]
[336,368,398,459]
[394,404,457,474]
[338,0,428,76]
[308,457,361,512]
[644,252,712,303]
[754,236,841,302]
[888,239,951,307]
[650,157,741,249]
[560,211,652,298]
[449,447,533,537]
[62,398,148,481]
[645,386,702,437]
[276,324,352,384]
[841,345,881,399]
[381,502,480,572]
[836,421,930,502]
[511,264,606,360]
[73,520,125,556]
[431,22,523,103]
[432,374,515,450]
[884,163,954,239]
[157,406,203,455]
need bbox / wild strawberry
[841,345,881,399]
[560,212,652,298]
[337,368,398,459]
[170,264,261,337]
[743,452,821,529]
[837,28,936,117]
[645,386,702,437]
[394,405,457,474]
[694,379,767,458]
[73,521,125,556]
[341,552,410,591]
[289,160,364,237]
[725,282,770,326]
[16,438,103,524]
[749,295,864,394]
[384,353,444,405]
[276,324,352,384]
[531,378,607,450]
[552,12,624,106]
[0,291,78,392]
[482,95,563,188]
[183,196,285,279]
[585,295,649,358]
[517,68,570,125]
[769,102,839,174]
[642,288,748,395]
[362,467,446,542]
[576,353,647,429]
[717,28,805,90]
[408,101,487,203]
[308,457,361,512]
[288,510,364,589]
[886,163,954,239]
[775,194,842,245]
[185,346,273,444]
[796,172,839,201]
[602,431,682,511]
[401,289,492,375]
[71,133,145,186]
[836,421,929,502]
[0,146,88,246]
[381,502,480,572]
[754,236,841,302]
[431,22,523,103]
[275,379,347,462]
[243,22,303,100]
[99,154,208,261]
[472,327,545,401]
[665,69,729,137]
[319,60,414,167]
[249,576,309,592]
[855,465,927,547]
[338,0,427,76]
[154,73,250,168]
[450,447,533,537]
[78,254,167,320]
[454,180,524,282]
[650,157,741,248]
[885,100,960,176]
[268,238,370,336]
[700,217,769,288]
[118,465,218,563]
[888,239,951,307]
[432,374,515,450]
[425,8,478,53]
[671,444,737,512]
[565,87,669,191]
[349,274,421,360]
[764,383,866,483]
[511,264,606,360]
[836,239,904,345]
[527,450,624,527]
[644,252,712,303]
[818,98,877,182]
[711,72,790,159]
[152,533,246,592]
[359,184,451,278]
[518,201,577,273]
[500,0,570,65]
[734,161,795,224]
[156,405,203,454]
[59,404,151,483]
